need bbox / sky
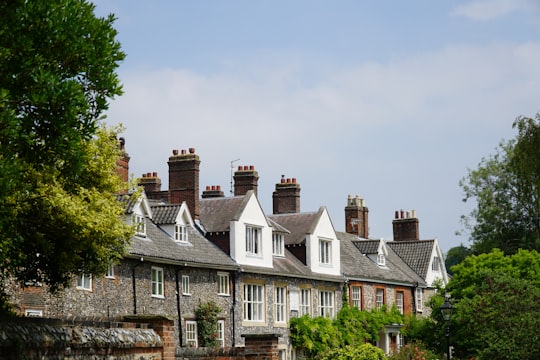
[92,0,540,253]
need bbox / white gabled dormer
[229,191,273,268]
[127,192,152,237]
[306,207,341,276]
[426,238,449,286]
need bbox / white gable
[175,202,194,227]
[306,207,341,276]
[426,239,449,286]
[229,192,273,268]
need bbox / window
[133,214,146,236]
[243,284,265,321]
[376,288,385,309]
[377,253,386,266]
[246,226,262,256]
[25,309,43,317]
[274,286,286,323]
[175,224,188,242]
[432,256,440,271]
[351,286,362,309]
[318,291,334,318]
[182,275,190,295]
[416,288,423,312]
[278,350,286,360]
[77,274,92,291]
[106,264,115,279]
[151,267,164,297]
[319,239,332,265]
[300,289,311,316]
[218,272,230,296]
[186,321,198,347]
[216,320,225,347]
[396,291,404,314]
[272,233,284,256]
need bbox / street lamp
[440,293,454,359]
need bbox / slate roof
[352,240,380,255]
[199,196,249,232]
[128,217,237,269]
[338,231,426,287]
[267,210,322,245]
[386,240,436,280]
[116,193,138,214]
[151,204,182,224]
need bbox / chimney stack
[392,209,419,241]
[138,172,162,194]
[234,165,259,196]
[345,195,369,238]
[115,137,130,193]
[202,185,225,198]
[168,148,200,219]
[272,176,301,214]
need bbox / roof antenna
[230,158,240,195]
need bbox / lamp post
[440,293,454,359]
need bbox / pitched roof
[268,209,322,245]
[128,217,237,269]
[338,232,426,287]
[151,204,182,224]
[199,196,248,232]
[352,240,380,255]
[116,193,138,214]
[386,240,436,279]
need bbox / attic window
[432,256,440,272]
[175,224,188,243]
[377,253,386,266]
[272,233,284,256]
[133,214,146,237]
[246,226,262,256]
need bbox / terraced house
[7,144,448,358]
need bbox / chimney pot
[217,185,221,190]
[395,210,399,219]
[181,149,187,155]
[206,186,210,191]
[173,149,179,155]
[153,172,157,177]
[400,209,405,219]
[249,165,254,170]
[292,178,297,183]
[189,147,195,154]
[142,173,147,178]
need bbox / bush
[318,343,386,360]
[387,341,441,360]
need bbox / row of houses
[8,143,448,358]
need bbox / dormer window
[133,214,146,236]
[246,225,262,256]
[319,239,332,265]
[272,233,284,256]
[377,253,386,266]
[175,224,188,243]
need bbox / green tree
[444,244,472,275]
[318,343,386,360]
[460,114,540,254]
[0,0,131,298]
[195,301,222,347]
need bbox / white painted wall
[307,208,341,276]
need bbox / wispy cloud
[451,0,535,21]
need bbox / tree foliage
[444,244,472,275]
[318,343,386,360]
[0,0,131,294]
[195,301,222,347]
[460,114,540,254]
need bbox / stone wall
[0,315,175,360]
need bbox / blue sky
[93,0,540,253]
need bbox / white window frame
[416,287,423,312]
[272,233,284,256]
[151,266,164,298]
[245,225,262,256]
[25,309,43,317]
[218,272,230,296]
[318,290,334,318]
[106,264,115,279]
[182,275,190,295]
[243,283,265,322]
[217,320,225,348]
[377,253,386,266]
[300,288,311,316]
[376,288,385,309]
[186,320,198,348]
[432,256,440,271]
[274,286,287,323]
[77,274,92,291]
[133,214,146,236]
[175,224,188,243]
[351,286,362,309]
[396,291,404,314]
[319,239,332,265]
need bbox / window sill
[152,295,165,299]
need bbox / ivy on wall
[195,301,222,347]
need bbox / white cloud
[451,0,536,21]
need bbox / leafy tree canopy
[0,0,131,293]
[460,114,540,254]
[444,244,472,275]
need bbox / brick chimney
[272,176,300,214]
[138,172,162,193]
[115,137,130,193]
[392,209,420,241]
[168,148,200,219]
[234,165,259,196]
[202,185,225,198]
[345,195,369,238]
